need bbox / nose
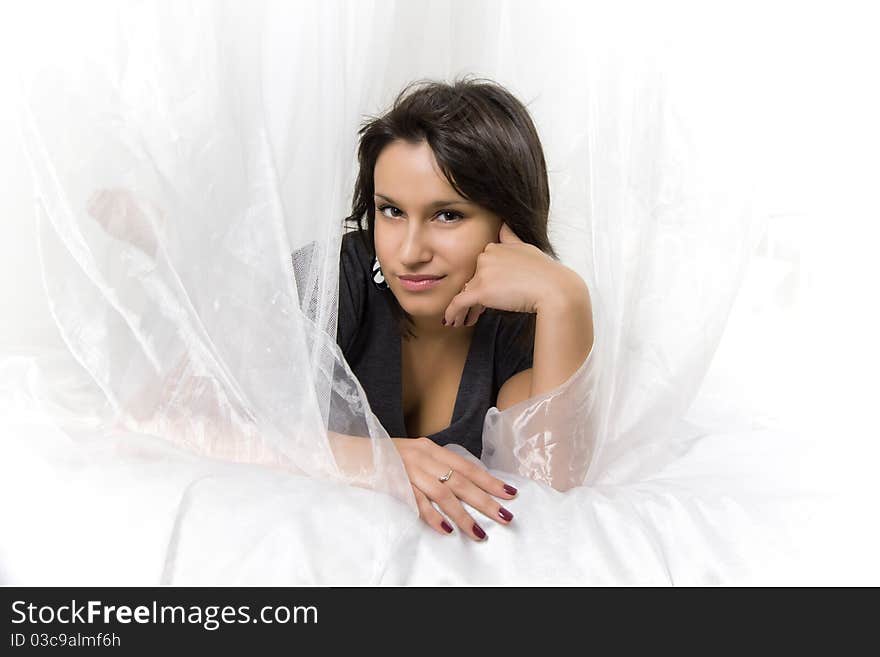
[398,220,433,267]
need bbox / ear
[499,222,523,244]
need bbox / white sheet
[2,348,872,586]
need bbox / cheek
[456,244,486,273]
[437,233,484,265]
[372,235,390,264]
[373,223,401,263]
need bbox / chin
[394,294,442,314]
[397,299,439,314]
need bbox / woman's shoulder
[290,230,372,285]
[341,229,372,266]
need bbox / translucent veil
[12,0,420,510]
[4,0,842,580]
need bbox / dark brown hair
[344,75,557,348]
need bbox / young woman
[84,78,592,543]
[335,76,594,541]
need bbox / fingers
[446,302,484,328]
[399,438,518,541]
[453,457,518,502]
[412,455,517,541]
[413,486,455,536]
[409,465,487,541]
[443,286,479,328]
[445,458,517,527]
[441,465,515,528]
[463,303,486,327]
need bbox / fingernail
[498,507,513,522]
[441,520,453,533]
[472,523,486,540]
[503,484,517,495]
[441,318,446,326]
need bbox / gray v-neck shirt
[293,230,534,459]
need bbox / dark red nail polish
[498,507,513,522]
[441,520,453,533]
[503,484,517,495]
[472,523,486,540]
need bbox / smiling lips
[399,275,444,282]
[398,274,445,292]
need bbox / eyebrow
[374,193,471,208]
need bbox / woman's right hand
[391,436,518,541]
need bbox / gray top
[294,230,534,459]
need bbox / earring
[372,256,389,290]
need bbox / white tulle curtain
[2,0,879,518]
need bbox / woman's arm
[530,270,594,398]
[488,273,597,491]
[497,270,594,407]
[444,225,595,408]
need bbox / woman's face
[373,139,502,325]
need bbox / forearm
[326,430,410,489]
[530,270,594,398]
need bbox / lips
[397,274,446,292]
[398,275,445,282]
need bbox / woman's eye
[378,205,402,219]
[376,205,462,223]
[437,210,463,223]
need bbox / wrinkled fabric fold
[482,332,599,490]
[12,0,418,522]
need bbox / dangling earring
[372,256,389,290]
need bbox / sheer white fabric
[482,334,600,490]
[2,0,878,584]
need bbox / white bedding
[2,349,871,586]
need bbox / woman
[333,76,595,540]
[90,76,595,543]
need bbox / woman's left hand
[442,223,581,327]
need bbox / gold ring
[439,468,454,483]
